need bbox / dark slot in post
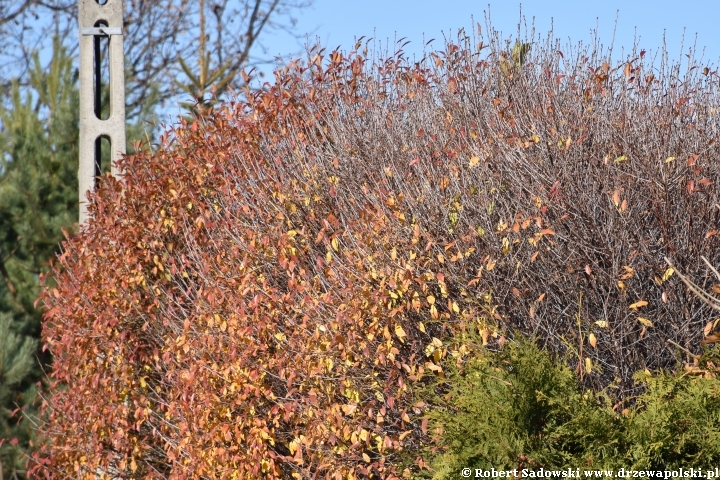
[94,136,111,177]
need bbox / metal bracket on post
[78,0,125,224]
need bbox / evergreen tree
[0,313,37,478]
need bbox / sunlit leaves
[638,317,653,327]
[629,300,648,310]
[33,21,720,479]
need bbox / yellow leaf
[452,301,460,314]
[331,237,339,252]
[432,337,443,348]
[629,300,648,310]
[501,237,510,254]
[585,357,593,373]
[326,251,332,262]
[476,226,485,236]
[588,333,597,348]
[363,453,371,463]
[595,320,608,328]
[638,317,653,327]
[531,134,540,143]
[665,156,676,163]
[614,155,628,163]
[274,332,287,342]
[469,156,480,167]
[662,268,674,281]
[287,230,298,237]
[426,295,436,305]
[395,325,407,340]
[418,322,426,333]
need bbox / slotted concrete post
[78,0,125,224]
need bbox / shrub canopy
[32,26,720,478]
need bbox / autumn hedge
[31,26,720,478]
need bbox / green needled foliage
[0,312,38,478]
[422,337,720,476]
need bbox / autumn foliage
[32,26,720,477]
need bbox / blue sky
[161,1,720,122]
[260,0,720,68]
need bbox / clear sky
[161,1,720,122]
[259,0,720,68]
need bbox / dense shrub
[423,336,720,476]
[32,24,720,477]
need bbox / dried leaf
[638,317,653,327]
[662,268,674,282]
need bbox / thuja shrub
[423,337,720,476]
[31,24,720,477]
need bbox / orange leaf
[629,300,648,310]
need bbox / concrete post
[78,0,125,224]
